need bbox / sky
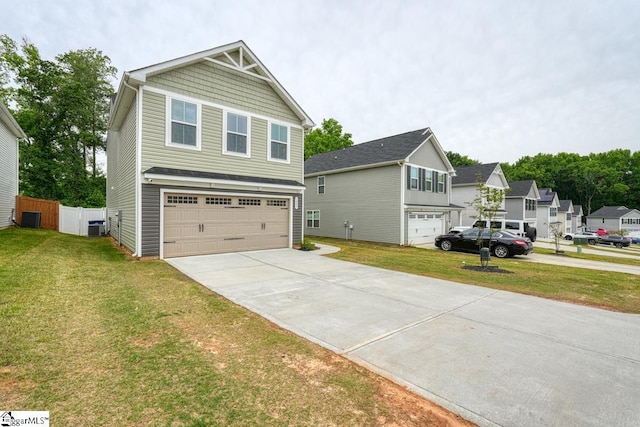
[3,0,640,164]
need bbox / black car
[435,228,534,258]
[597,235,631,248]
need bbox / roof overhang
[109,40,314,131]
[406,128,456,175]
[0,102,27,139]
[304,160,403,178]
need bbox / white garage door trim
[408,212,443,245]
[160,189,293,259]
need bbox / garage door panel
[163,193,290,258]
[408,213,443,245]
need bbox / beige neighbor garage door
[163,193,289,258]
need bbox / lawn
[0,229,472,426]
[310,237,640,314]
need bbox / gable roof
[589,206,640,218]
[304,128,453,176]
[506,180,539,198]
[0,102,27,139]
[559,199,573,212]
[538,188,558,206]
[573,204,583,215]
[451,162,505,186]
[109,40,313,130]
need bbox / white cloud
[3,0,639,163]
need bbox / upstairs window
[169,98,198,148]
[437,173,447,193]
[225,112,249,156]
[525,199,537,211]
[269,123,288,161]
[550,207,557,217]
[317,176,325,194]
[409,166,419,189]
[425,170,433,191]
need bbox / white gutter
[122,75,142,257]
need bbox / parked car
[596,235,631,248]
[435,228,534,258]
[631,236,640,245]
[471,219,537,242]
[564,231,597,243]
[595,228,608,236]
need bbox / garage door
[408,213,443,245]
[163,193,289,258]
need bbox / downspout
[398,161,405,245]
[122,74,141,257]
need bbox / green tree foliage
[304,118,354,160]
[446,151,480,167]
[0,35,116,207]
[502,149,637,214]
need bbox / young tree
[304,118,354,159]
[466,176,506,266]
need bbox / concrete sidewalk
[167,247,640,427]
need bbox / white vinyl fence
[59,205,106,236]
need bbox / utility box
[88,220,105,237]
[21,211,41,229]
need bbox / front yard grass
[0,229,472,426]
[310,237,640,314]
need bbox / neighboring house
[107,41,314,258]
[0,102,27,228]
[304,128,459,245]
[505,180,540,228]
[558,199,574,235]
[572,204,584,233]
[586,206,640,234]
[450,163,509,227]
[536,188,561,238]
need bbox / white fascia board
[304,160,402,178]
[143,172,304,193]
[0,103,27,139]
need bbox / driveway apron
[167,247,640,427]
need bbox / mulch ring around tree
[462,265,514,274]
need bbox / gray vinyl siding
[147,62,299,124]
[404,142,450,206]
[140,184,302,256]
[407,141,448,171]
[141,184,160,256]
[505,199,525,220]
[140,88,304,183]
[106,98,137,252]
[0,122,18,228]
[304,165,402,244]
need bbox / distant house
[536,188,560,238]
[587,206,640,234]
[106,41,313,258]
[558,200,574,235]
[450,163,509,227]
[572,204,584,233]
[505,180,539,228]
[0,102,27,228]
[304,128,460,245]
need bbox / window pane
[172,123,196,146]
[229,113,247,134]
[228,134,247,153]
[183,124,196,145]
[184,102,197,124]
[171,99,184,121]
[271,141,287,160]
[271,123,287,143]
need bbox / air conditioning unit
[21,211,41,228]
[88,220,105,237]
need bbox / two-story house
[304,128,459,245]
[107,41,314,258]
[572,204,584,233]
[558,200,574,235]
[536,188,561,238]
[0,102,27,228]
[450,163,510,227]
[505,180,540,229]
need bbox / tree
[0,35,116,207]
[466,176,507,267]
[446,151,479,167]
[304,118,354,159]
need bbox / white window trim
[267,121,290,164]
[223,109,251,158]
[317,176,325,194]
[306,210,320,228]
[165,96,202,151]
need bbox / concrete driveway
[167,247,640,427]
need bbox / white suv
[472,219,537,242]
